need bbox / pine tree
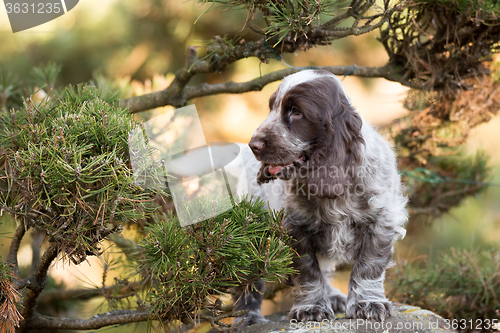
[0,72,295,331]
[1,0,500,331]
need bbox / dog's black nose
[249,138,265,155]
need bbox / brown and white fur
[232,70,407,327]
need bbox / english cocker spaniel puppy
[233,70,408,326]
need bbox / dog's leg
[327,285,347,313]
[287,228,336,322]
[231,279,268,330]
[346,223,394,321]
[317,253,347,313]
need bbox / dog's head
[249,70,365,198]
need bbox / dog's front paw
[346,300,393,321]
[329,294,347,313]
[288,304,335,322]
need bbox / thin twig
[37,281,143,304]
[199,310,249,332]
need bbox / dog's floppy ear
[307,82,365,198]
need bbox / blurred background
[0,0,499,331]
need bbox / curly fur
[232,70,407,328]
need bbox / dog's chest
[316,216,356,265]
[286,194,357,264]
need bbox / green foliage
[263,0,345,45]
[387,248,500,324]
[199,0,348,45]
[140,197,295,321]
[0,256,13,281]
[381,0,500,93]
[0,84,163,264]
[1,63,64,113]
[0,71,22,111]
[30,62,62,91]
[402,150,490,219]
[416,0,500,19]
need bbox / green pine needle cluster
[417,0,500,21]
[0,85,162,264]
[387,248,500,324]
[263,0,346,45]
[140,196,296,322]
[0,256,14,284]
[30,62,62,91]
[0,71,22,111]
[403,151,490,219]
[199,0,347,45]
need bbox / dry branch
[120,0,403,113]
[19,243,59,333]
[6,223,25,286]
[27,310,149,330]
[122,64,420,113]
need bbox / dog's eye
[290,106,302,116]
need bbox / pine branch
[120,38,279,112]
[26,309,251,331]
[37,280,144,304]
[313,15,389,38]
[0,84,162,266]
[31,230,43,274]
[123,64,421,113]
[139,198,294,323]
[199,310,249,332]
[119,0,408,113]
[6,223,26,287]
[27,310,149,330]
[38,288,102,303]
[19,243,59,333]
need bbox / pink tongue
[268,165,283,175]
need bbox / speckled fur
[233,70,407,328]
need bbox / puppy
[233,70,407,326]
